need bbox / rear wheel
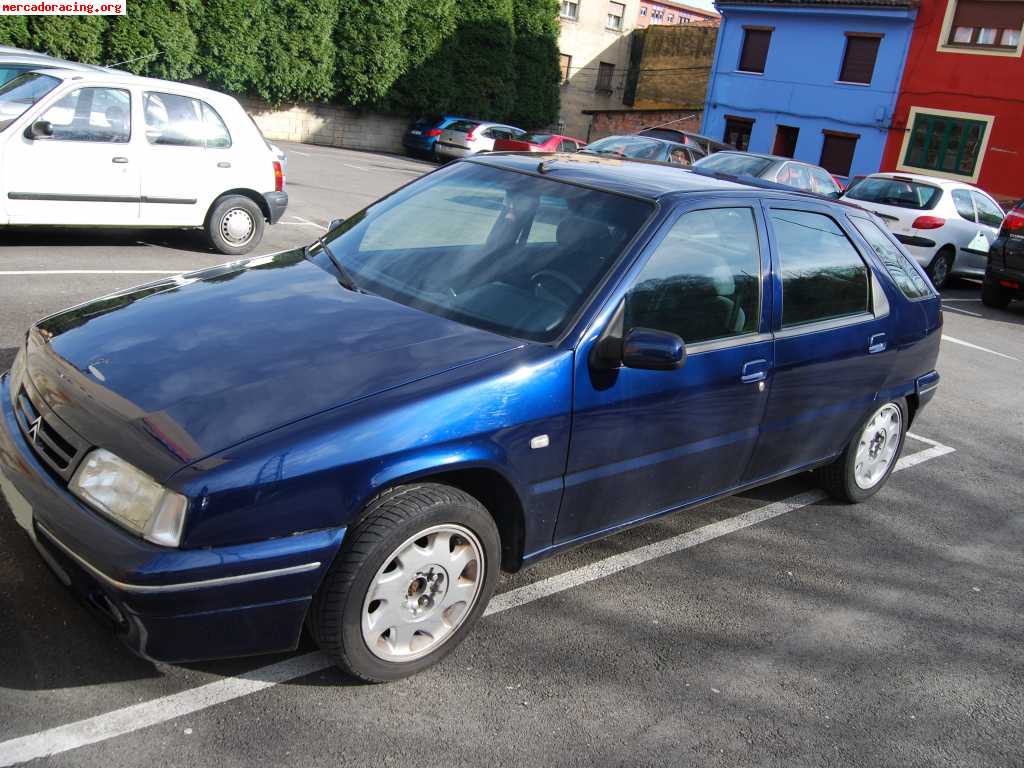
[981,276,1012,309]
[309,484,500,683]
[206,195,265,255]
[927,247,954,289]
[817,400,907,503]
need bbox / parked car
[692,151,843,198]
[0,153,941,682]
[0,46,119,86]
[638,127,734,155]
[581,134,705,166]
[981,199,1024,308]
[842,172,1005,289]
[401,114,470,159]
[0,69,286,254]
[434,119,525,159]
[492,132,586,153]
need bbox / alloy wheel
[854,403,902,489]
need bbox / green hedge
[0,0,559,126]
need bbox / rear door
[3,84,139,225]
[744,202,893,481]
[966,191,1005,271]
[139,90,241,226]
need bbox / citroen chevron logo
[27,416,43,446]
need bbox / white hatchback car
[0,68,286,254]
[434,120,525,160]
[842,172,1004,288]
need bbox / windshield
[314,162,653,342]
[582,135,667,161]
[0,72,60,132]
[692,152,773,177]
[843,177,942,210]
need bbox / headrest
[556,216,607,248]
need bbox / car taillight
[912,215,945,230]
[465,128,476,141]
[1001,209,1024,234]
[424,128,443,137]
[273,161,284,193]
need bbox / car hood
[25,249,522,481]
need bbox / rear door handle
[217,161,231,168]
[868,333,887,354]
[741,359,769,384]
[111,157,129,164]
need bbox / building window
[839,33,882,84]
[640,6,647,15]
[724,115,754,151]
[773,124,799,157]
[652,7,663,20]
[559,53,572,83]
[738,27,772,73]
[667,13,674,22]
[902,111,989,177]
[560,0,579,21]
[607,1,625,30]
[596,62,615,92]
[820,130,859,177]
[946,0,1024,50]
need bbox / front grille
[13,386,88,481]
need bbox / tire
[817,399,908,503]
[206,195,265,256]
[981,276,1012,309]
[309,483,501,683]
[927,247,954,289]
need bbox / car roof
[471,151,824,201]
[590,134,689,150]
[21,66,240,105]
[862,171,976,190]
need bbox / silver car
[843,172,1005,288]
[0,46,122,85]
[434,119,525,160]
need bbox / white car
[842,172,1004,288]
[0,68,287,254]
[434,120,525,160]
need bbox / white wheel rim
[854,403,902,490]
[221,208,255,245]
[361,524,485,663]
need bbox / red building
[881,0,1024,203]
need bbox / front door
[3,85,139,225]
[555,202,774,545]
[743,203,893,481]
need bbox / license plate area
[0,469,34,536]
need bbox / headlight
[69,449,188,547]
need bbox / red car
[493,132,586,153]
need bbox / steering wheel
[531,269,582,306]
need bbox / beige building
[557,0,642,139]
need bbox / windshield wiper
[308,234,363,293]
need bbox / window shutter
[839,35,881,84]
[953,0,1024,30]
[820,132,858,177]
[739,28,772,73]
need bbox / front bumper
[265,190,289,225]
[0,372,344,662]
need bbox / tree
[27,16,107,63]
[509,0,560,127]
[258,0,339,103]
[335,0,412,106]
[200,0,271,94]
[0,15,30,48]
[105,0,202,79]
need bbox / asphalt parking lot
[1,143,1022,768]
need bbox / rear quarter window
[850,217,933,300]
[845,177,941,210]
[446,120,478,133]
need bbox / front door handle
[868,333,887,354]
[111,157,129,164]
[741,359,769,384]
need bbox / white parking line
[942,305,983,317]
[343,163,370,171]
[0,435,955,767]
[942,334,1020,362]
[287,216,328,231]
[0,270,181,276]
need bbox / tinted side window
[952,189,976,221]
[144,92,203,147]
[772,209,869,327]
[972,192,1004,228]
[40,87,130,143]
[625,208,761,344]
[851,217,932,299]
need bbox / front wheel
[206,195,265,255]
[817,400,907,503]
[309,484,500,683]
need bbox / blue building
[702,0,918,182]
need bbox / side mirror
[328,218,345,232]
[621,327,686,371]
[24,120,53,140]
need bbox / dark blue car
[402,114,470,158]
[0,155,942,682]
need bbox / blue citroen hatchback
[402,114,471,158]
[0,154,941,681]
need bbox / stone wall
[586,108,702,141]
[239,97,409,153]
[633,22,718,110]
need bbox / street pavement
[0,143,1021,767]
